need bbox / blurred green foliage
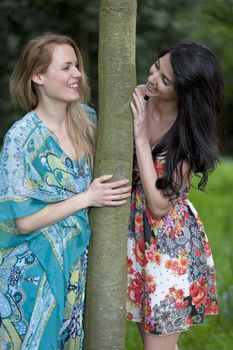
[0,0,232,154]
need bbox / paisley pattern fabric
[0,106,96,349]
[126,154,218,335]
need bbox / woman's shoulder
[3,111,38,147]
[81,104,97,126]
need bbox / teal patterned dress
[0,106,96,350]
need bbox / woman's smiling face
[33,44,82,106]
[145,53,177,102]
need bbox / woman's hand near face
[130,86,148,142]
[85,175,131,207]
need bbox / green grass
[126,158,233,350]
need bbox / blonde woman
[0,34,131,349]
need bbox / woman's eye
[162,76,170,86]
[62,66,69,71]
[155,60,159,69]
[162,77,169,85]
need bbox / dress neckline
[31,110,85,166]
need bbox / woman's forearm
[15,175,131,234]
[15,191,89,234]
[135,139,172,216]
[135,139,190,217]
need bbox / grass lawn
[126,158,233,350]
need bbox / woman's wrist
[72,191,91,211]
[135,137,150,149]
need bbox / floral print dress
[126,154,218,335]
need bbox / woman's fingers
[106,193,131,201]
[106,188,131,199]
[93,176,131,207]
[104,187,131,199]
[132,92,141,113]
[104,199,128,206]
[108,179,130,189]
[130,101,137,115]
[103,187,131,206]
[103,184,131,199]
[96,175,130,189]
[131,89,147,121]
[97,174,113,182]
[110,186,131,194]
[135,88,146,110]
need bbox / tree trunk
[84,1,137,349]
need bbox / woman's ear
[31,74,43,86]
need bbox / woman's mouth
[146,83,157,93]
[68,83,79,90]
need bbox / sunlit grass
[126,158,233,350]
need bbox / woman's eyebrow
[61,60,78,65]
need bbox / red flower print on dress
[135,189,143,206]
[175,288,184,300]
[127,277,142,305]
[145,322,155,333]
[127,312,134,320]
[195,214,204,230]
[127,257,135,275]
[204,242,212,257]
[209,285,217,295]
[189,278,208,308]
[153,252,162,265]
[205,299,218,314]
[154,159,165,177]
[168,287,184,300]
[145,243,162,265]
[146,207,161,226]
[165,252,189,276]
[130,200,136,211]
[211,273,217,281]
[187,315,193,325]
[145,273,157,293]
[133,237,146,267]
[166,287,187,310]
[135,212,144,233]
[165,260,172,269]
[195,249,202,257]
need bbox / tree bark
[84,1,137,349]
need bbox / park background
[0,1,232,349]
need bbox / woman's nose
[73,66,82,78]
[148,73,158,85]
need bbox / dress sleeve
[82,104,97,126]
[0,130,47,223]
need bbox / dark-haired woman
[126,42,224,350]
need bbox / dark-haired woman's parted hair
[152,42,224,198]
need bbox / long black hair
[152,42,224,197]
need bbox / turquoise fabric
[0,106,96,349]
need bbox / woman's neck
[34,101,67,132]
[148,98,177,124]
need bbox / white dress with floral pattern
[126,155,218,335]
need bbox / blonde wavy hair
[9,34,95,163]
